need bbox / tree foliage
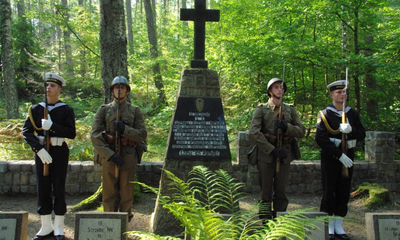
[0,0,399,159]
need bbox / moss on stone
[351,182,392,209]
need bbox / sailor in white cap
[315,80,366,240]
[22,73,76,240]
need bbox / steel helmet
[267,78,287,97]
[111,76,130,92]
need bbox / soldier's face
[330,89,345,103]
[46,82,61,98]
[113,85,129,100]
[269,82,284,97]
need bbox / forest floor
[1,191,400,240]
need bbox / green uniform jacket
[91,100,147,170]
[249,99,305,164]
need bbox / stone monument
[150,0,232,236]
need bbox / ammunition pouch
[103,133,137,147]
[263,134,294,144]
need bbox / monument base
[150,69,233,236]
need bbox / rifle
[43,82,50,176]
[276,106,283,173]
[115,83,121,178]
[341,68,349,178]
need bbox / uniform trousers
[102,164,136,219]
[257,160,291,213]
[35,143,69,215]
[320,150,354,217]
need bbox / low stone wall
[0,131,397,195]
[0,161,163,195]
[235,131,399,193]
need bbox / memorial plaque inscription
[366,213,400,240]
[378,219,400,239]
[166,97,231,159]
[0,219,16,240]
[75,212,127,240]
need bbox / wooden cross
[180,0,220,68]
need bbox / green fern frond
[188,165,216,209]
[254,209,326,240]
[131,167,328,240]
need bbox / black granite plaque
[166,97,231,159]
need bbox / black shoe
[31,231,54,240]
[55,235,65,240]
[329,234,335,240]
[335,233,350,240]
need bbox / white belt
[37,136,65,146]
[329,138,356,149]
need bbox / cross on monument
[180,0,220,69]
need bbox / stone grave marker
[0,211,28,240]
[74,212,128,240]
[366,213,400,240]
[277,211,328,240]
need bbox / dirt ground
[1,191,400,240]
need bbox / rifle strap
[318,110,340,135]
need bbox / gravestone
[74,212,128,240]
[366,213,400,240]
[277,211,328,240]
[151,1,231,236]
[0,211,28,240]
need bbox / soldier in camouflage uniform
[91,76,147,221]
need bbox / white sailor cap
[327,80,348,91]
[44,73,66,87]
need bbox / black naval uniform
[315,104,365,217]
[22,100,76,215]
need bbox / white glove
[37,148,53,164]
[339,123,352,134]
[41,114,53,130]
[339,153,353,168]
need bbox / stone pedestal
[365,131,396,163]
[150,69,232,236]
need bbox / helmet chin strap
[273,93,282,100]
[270,91,282,100]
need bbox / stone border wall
[0,161,163,195]
[0,131,398,195]
[234,131,399,193]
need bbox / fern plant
[129,165,327,240]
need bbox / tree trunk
[365,30,378,121]
[144,0,167,106]
[62,0,74,76]
[0,0,19,119]
[126,0,135,81]
[100,0,129,103]
[353,8,361,112]
[78,0,87,80]
[126,0,134,53]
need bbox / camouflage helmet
[111,76,130,92]
[267,78,287,97]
